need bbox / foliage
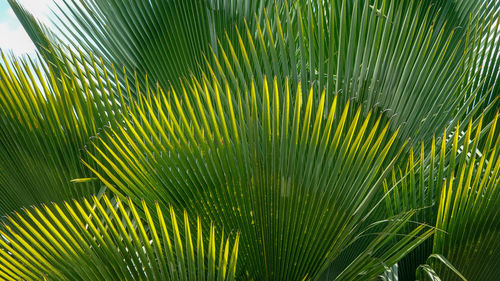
[385,113,499,280]
[0,51,123,214]
[0,195,239,281]
[86,76,435,280]
[0,0,498,280]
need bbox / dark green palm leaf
[45,0,277,92]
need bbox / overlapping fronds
[425,114,499,280]
[0,51,126,215]
[204,0,499,145]
[2,0,499,280]
[10,0,499,143]
[384,112,499,279]
[384,113,499,222]
[43,0,276,91]
[0,195,239,281]
[84,75,433,280]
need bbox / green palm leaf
[384,112,499,279]
[7,0,61,66]
[43,0,276,92]
[0,194,239,281]
[203,0,499,145]
[10,0,498,143]
[84,74,433,280]
[426,114,499,280]
[0,51,124,214]
[1,0,498,279]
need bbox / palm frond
[7,0,62,67]
[11,0,498,139]
[83,74,433,280]
[0,194,239,281]
[2,0,498,279]
[44,0,275,92]
[204,0,499,145]
[0,51,124,215]
[416,254,467,281]
[429,113,499,280]
[384,111,499,279]
[12,0,498,144]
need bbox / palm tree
[0,0,498,280]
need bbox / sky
[0,0,59,56]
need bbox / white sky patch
[6,6,14,17]
[0,18,35,55]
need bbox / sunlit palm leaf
[384,112,499,279]
[205,0,499,146]
[1,0,498,280]
[11,0,498,141]
[0,51,124,215]
[0,194,239,281]
[427,114,499,280]
[10,0,498,145]
[83,74,433,280]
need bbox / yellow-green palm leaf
[0,195,239,281]
[85,75,433,280]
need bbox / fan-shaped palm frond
[2,0,499,279]
[424,114,499,281]
[16,0,498,133]
[384,112,499,279]
[83,74,433,280]
[0,51,125,215]
[0,194,239,281]
[203,0,499,145]
[36,0,276,92]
